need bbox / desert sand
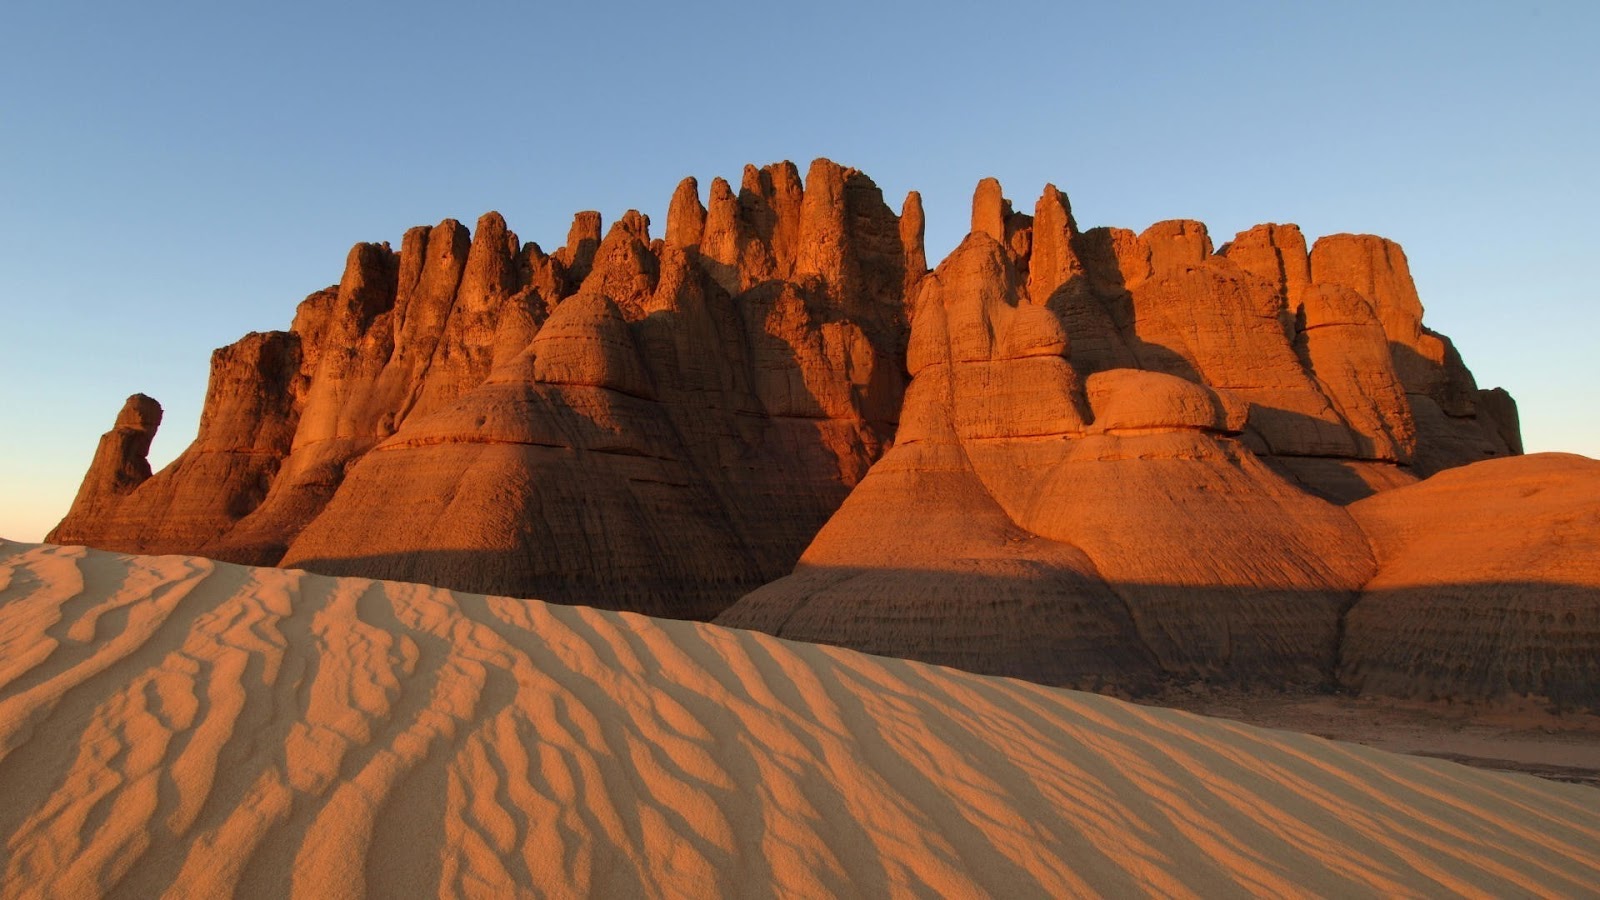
[2,540,1597,898]
[1146,687,1600,788]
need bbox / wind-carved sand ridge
[2,541,1597,898]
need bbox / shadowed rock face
[717,177,1592,709]
[52,164,1542,680]
[1341,453,1600,710]
[51,160,918,618]
[719,214,1382,689]
[55,394,164,527]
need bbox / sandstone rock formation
[718,175,1587,707]
[52,160,919,617]
[721,212,1382,688]
[57,393,162,522]
[1341,453,1600,709]
[53,161,1570,707]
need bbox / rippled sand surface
[2,541,1597,898]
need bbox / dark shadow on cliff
[208,547,1600,714]
[719,564,1600,715]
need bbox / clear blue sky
[3,1,1596,542]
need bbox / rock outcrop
[718,175,1586,708]
[52,160,917,617]
[55,163,1567,707]
[55,394,163,527]
[1341,453,1600,709]
[720,212,1381,688]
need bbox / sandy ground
[1149,687,1600,788]
[2,540,1598,898]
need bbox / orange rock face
[721,215,1380,687]
[53,163,1558,702]
[717,175,1573,706]
[51,160,911,617]
[54,393,163,529]
[1341,453,1600,709]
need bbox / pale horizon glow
[2,1,1596,542]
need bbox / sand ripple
[1,541,1597,898]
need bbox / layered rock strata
[1341,453,1600,710]
[720,214,1383,687]
[53,161,918,618]
[55,163,1543,694]
[718,177,1589,707]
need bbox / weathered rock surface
[1308,233,1512,475]
[722,217,1379,688]
[53,394,163,529]
[53,333,302,558]
[52,160,913,616]
[54,163,1559,708]
[1341,453,1600,709]
[720,175,1578,708]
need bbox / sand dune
[1,541,1597,898]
